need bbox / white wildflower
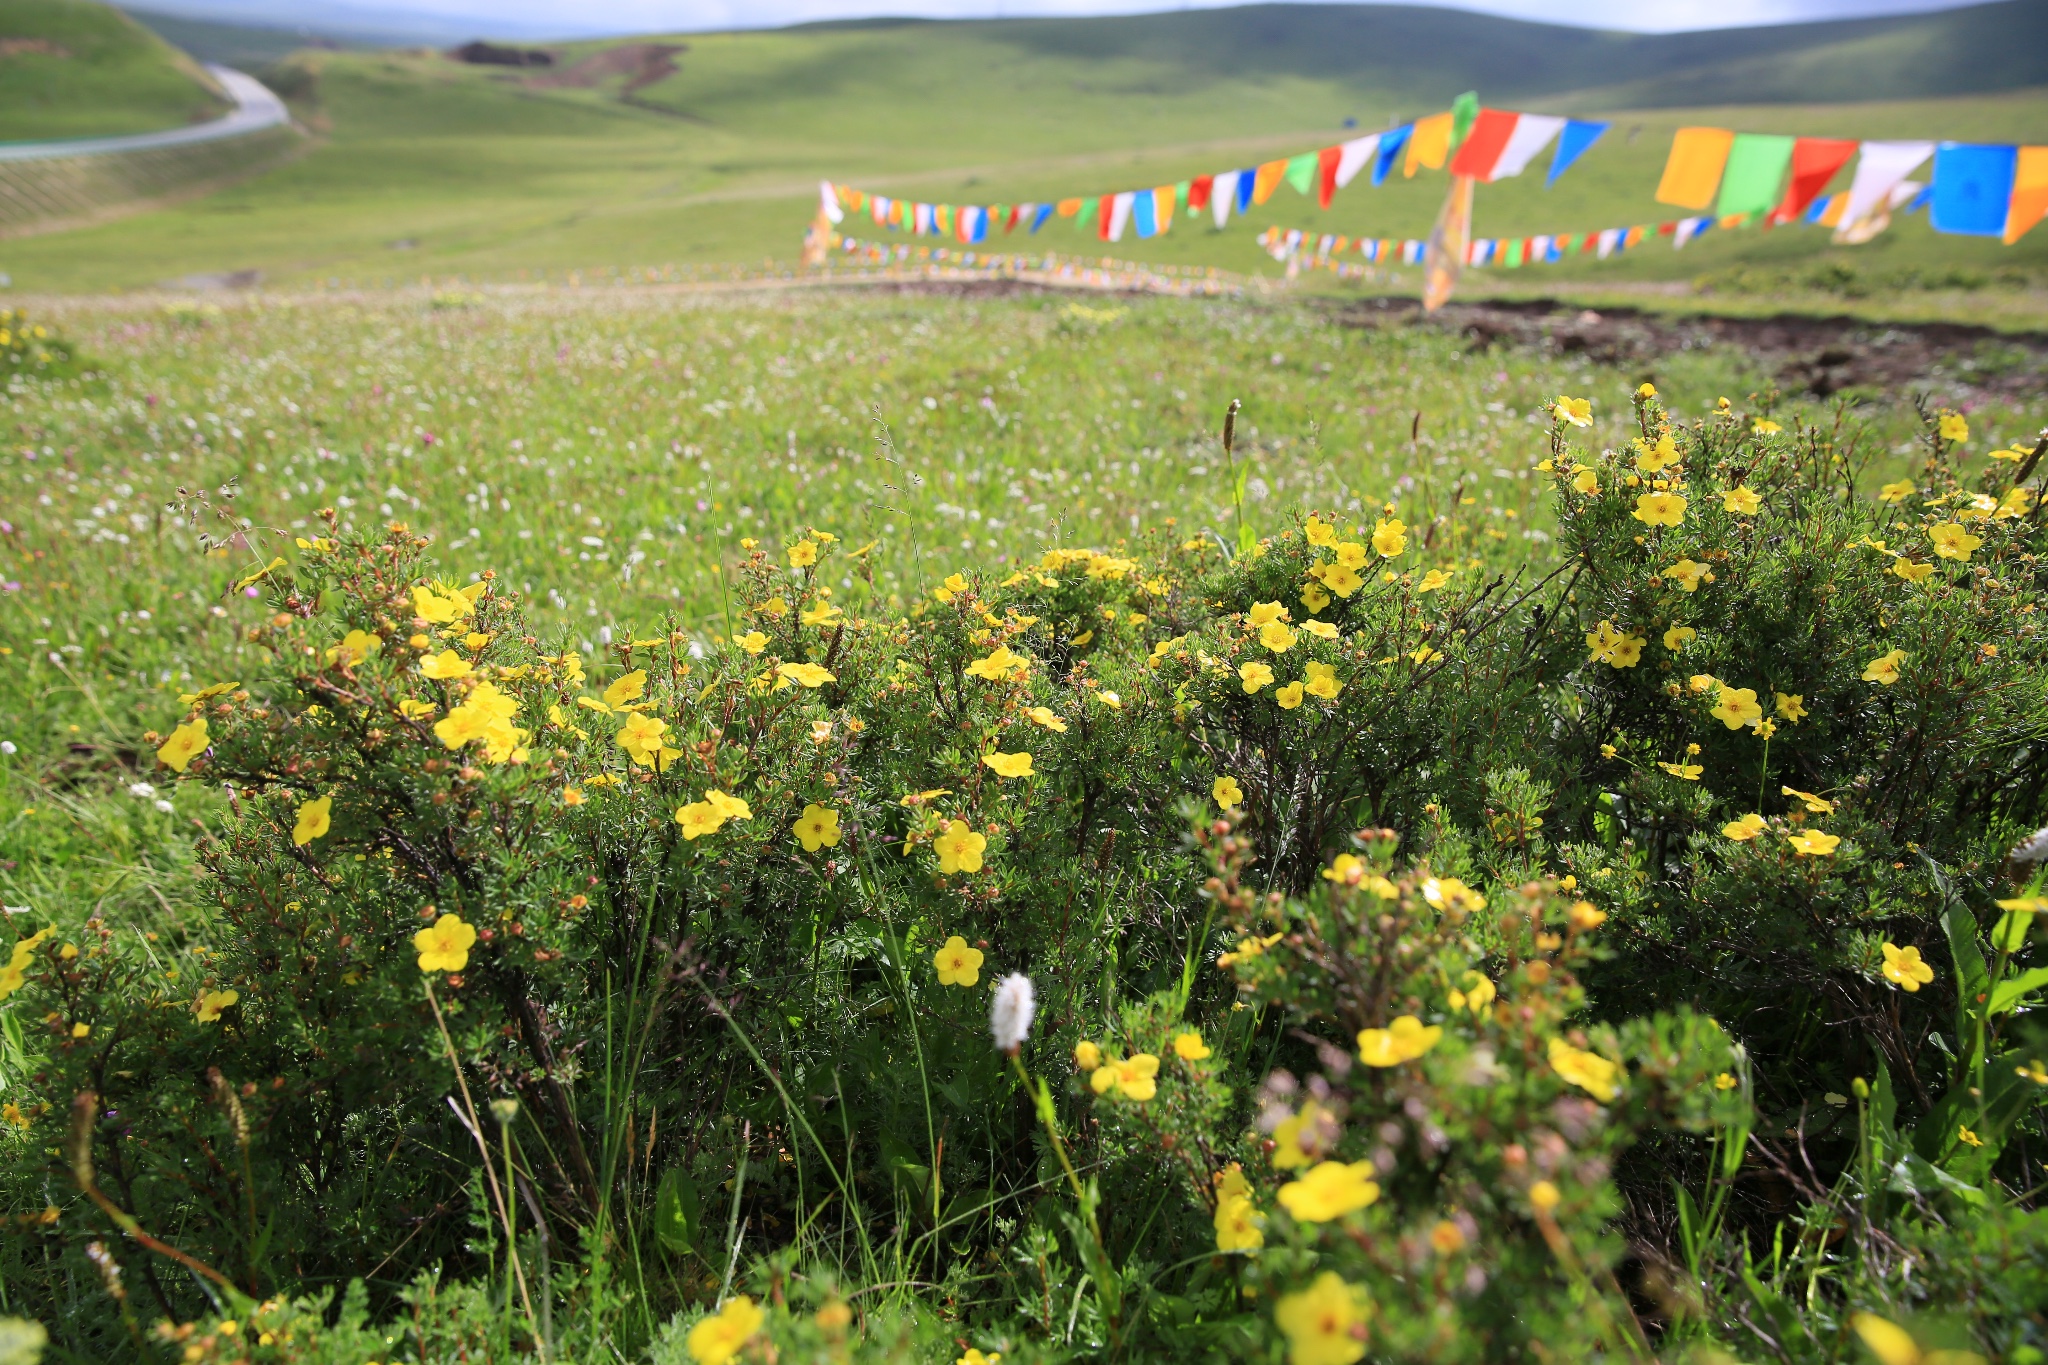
[2013,827,2048,865]
[989,973,1036,1054]
[128,781,156,798]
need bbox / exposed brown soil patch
[528,43,685,97]
[0,38,71,58]
[1330,295,2048,401]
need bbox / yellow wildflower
[1929,523,1981,561]
[1938,410,1969,443]
[686,1295,763,1365]
[1274,1272,1372,1365]
[1239,662,1275,693]
[1554,396,1592,426]
[1881,942,1934,991]
[933,935,983,987]
[1548,1036,1622,1101]
[776,662,835,689]
[157,718,210,773]
[1277,1161,1380,1223]
[936,820,987,874]
[1371,518,1406,558]
[794,804,840,852]
[1632,491,1687,527]
[419,650,473,680]
[292,795,332,847]
[1571,468,1601,496]
[1173,1031,1210,1061]
[982,751,1034,779]
[1662,559,1712,593]
[414,914,476,974]
[1711,685,1762,730]
[1862,649,1905,685]
[1356,1016,1442,1067]
[1723,813,1767,841]
[1787,830,1841,857]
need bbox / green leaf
[1990,965,2048,1017]
[1942,896,1989,1001]
[653,1167,701,1254]
[1886,1152,1987,1207]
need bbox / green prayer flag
[1450,91,1480,151]
[1174,180,1190,209]
[1715,133,1795,219]
[1076,198,1098,231]
[1284,153,1318,195]
[1505,238,1524,268]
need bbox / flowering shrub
[2,399,2044,1363]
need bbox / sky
[138,0,1991,41]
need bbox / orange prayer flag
[1153,186,1175,233]
[1056,198,1083,217]
[1405,112,1454,178]
[1656,127,1736,210]
[1252,159,1289,205]
[2004,145,2048,244]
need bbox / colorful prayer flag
[1548,120,1608,186]
[1931,143,2018,236]
[1373,126,1411,186]
[1772,137,1858,223]
[1253,160,1290,205]
[1210,170,1240,227]
[1406,112,1455,178]
[2005,145,2048,244]
[1656,127,1736,210]
[1334,135,1379,191]
[1715,134,1795,219]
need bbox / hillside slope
[0,0,229,141]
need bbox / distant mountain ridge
[774,1,2048,110]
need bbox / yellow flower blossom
[1554,396,1592,426]
[933,935,983,986]
[1319,563,1364,597]
[157,718,210,773]
[1300,582,1332,612]
[1752,420,1781,435]
[936,820,987,874]
[196,989,239,1023]
[1247,601,1289,627]
[687,1295,763,1365]
[1530,1181,1561,1212]
[1024,706,1066,732]
[1586,620,1647,668]
[1260,620,1298,653]
[776,662,835,689]
[1723,813,1767,841]
[1213,1186,1264,1254]
[982,751,1034,779]
[675,802,726,840]
[1302,661,1342,699]
[1929,523,1981,561]
[1892,558,1935,584]
[1371,518,1407,558]
[1878,479,1915,504]
[1304,515,1337,547]
[1213,776,1244,809]
[794,804,840,851]
[1571,468,1600,496]
[1239,662,1275,693]
[1787,830,1841,857]
[1275,682,1305,709]
[1090,1053,1160,1101]
[966,646,1028,680]
[1277,1161,1380,1222]
[617,712,674,769]
[328,629,382,666]
[1723,485,1763,514]
[1775,692,1806,722]
[1659,761,1704,780]
[1880,942,1934,992]
[1173,1031,1211,1061]
[1938,411,1969,443]
[603,670,647,708]
[1664,626,1697,650]
[1635,433,1682,473]
[735,631,768,655]
[1862,649,1906,685]
[292,795,332,847]
[1334,542,1369,570]
[1274,1272,1372,1365]
[1073,1040,1101,1071]
[1356,1016,1441,1067]
[1711,685,1762,730]
[1301,620,1339,640]
[414,914,476,974]
[932,573,969,602]
[1448,971,1496,1012]
[1632,492,1687,527]
[1549,1036,1622,1101]
[1662,559,1712,592]
[419,650,473,680]
[1417,569,1451,593]
[787,539,818,568]
[411,582,482,624]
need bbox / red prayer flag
[1771,137,1858,224]
[1189,174,1213,211]
[1006,205,1022,233]
[1098,195,1114,242]
[1448,109,1518,180]
[1316,145,1343,209]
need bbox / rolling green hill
[0,0,228,141]
[1,0,2044,302]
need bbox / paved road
[0,67,288,163]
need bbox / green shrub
[2,396,2044,1362]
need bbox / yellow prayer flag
[1656,127,1736,210]
[2004,145,2048,244]
[1405,112,1454,177]
[1252,160,1289,205]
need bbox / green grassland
[0,0,228,141]
[5,288,2039,767]
[0,1,2044,313]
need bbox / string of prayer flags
[1449,109,1568,182]
[1655,127,1737,210]
[1714,134,1795,219]
[1773,137,1858,224]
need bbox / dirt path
[1329,295,2048,402]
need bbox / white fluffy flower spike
[990,973,1036,1055]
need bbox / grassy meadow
[2,286,2038,928]
[0,0,228,141]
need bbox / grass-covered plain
[0,0,228,141]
